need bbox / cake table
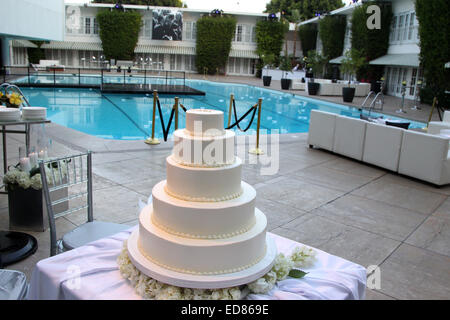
[28,228,366,300]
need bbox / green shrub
[27,41,46,64]
[256,19,288,67]
[195,15,236,75]
[416,0,450,106]
[96,9,142,61]
[298,24,317,57]
[319,15,346,60]
[351,1,392,81]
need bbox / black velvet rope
[156,98,175,141]
[225,99,258,132]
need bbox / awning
[41,41,103,51]
[369,54,420,67]
[71,42,103,51]
[229,49,258,59]
[134,44,196,55]
[11,39,38,48]
[329,55,345,64]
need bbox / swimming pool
[19,78,425,140]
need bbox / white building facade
[10,3,266,77]
[300,0,422,100]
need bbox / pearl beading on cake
[171,155,236,168]
[151,214,256,239]
[164,184,244,202]
[137,241,267,275]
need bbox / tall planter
[263,76,272,87]
[342,87,356,103]
[281,78,291,90]
[8,184,68,232]
[308,82,320,96]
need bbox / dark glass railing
[0,66,186,88]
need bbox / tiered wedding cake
[127,109,276,289]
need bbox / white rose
[272,253,294,281]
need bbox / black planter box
[371,81,381,93]
[263,76,272,87]
[308,82,320,95]
[342,87,356,103]
[281,78,291,90]
[8,185,68,232]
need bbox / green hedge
[319,15,346,60]
[351,1,392,81]
[416,0,450,106]
[96,9,142,61]
[298,24,318,57]
[256,19,287,67]
[195,15,236,75]
[27,41,46,64]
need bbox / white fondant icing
[138,206,268,274]
[166,156,242,201]
[185,109,224,136]
[152,180,257,238]
[172,129,235,166]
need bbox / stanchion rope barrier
[154,97,258,142]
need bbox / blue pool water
[19,77,426,140]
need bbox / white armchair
[398,130,450,186]
[363,122,404,171]
[333,116,367,161]
[308,110,337,151]
[428,111,450,135]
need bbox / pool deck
[1,75,449,300]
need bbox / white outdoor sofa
[428,111,450,135]
[308,110,450,186]
[292,79,370,97]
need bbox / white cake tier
[172,129,235,166]
[185,109,224,136]
[166,156,242,201]
[152,180,256,239]
[138,206,268,275]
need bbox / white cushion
[443,111,450,123]
[363,122,404,171]
[428,121,450,135]
[398,130,450,185]
[292,82,306,90]
[62,221,129,250]
[333,116,367,160]
[307,110,337,151]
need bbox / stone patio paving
[1,77,449,300]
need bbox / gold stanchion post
[174,97,179,130]
[227,94,234,128]
[145,90,161,145]
[424,96,438,132]
[249,98,264,155]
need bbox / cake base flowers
[118,240,316,300]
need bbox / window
[184,55,196,71]
[85,17,91,34]
[184,21,196,41]
[251,26,257,43]
[408,13,415,40]
[390,16,397,42]
[93,18,99,34]
[396,15,404,41]
[390,12,418,44]
[235,25,243,42]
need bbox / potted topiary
[340,49,366,103]
[306,50,327,96]
[261,53,275,86]
[280,55,292,90]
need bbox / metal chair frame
[39,152,93,256]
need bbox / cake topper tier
[185,109,225,136]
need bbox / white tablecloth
[28,228,366,300]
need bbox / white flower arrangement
[117,240,316,300]
[3,161,69,191]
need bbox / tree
[92,0,184,7]
[256,19,288,67]
[416,0,450,105]
[265,0,344,22]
